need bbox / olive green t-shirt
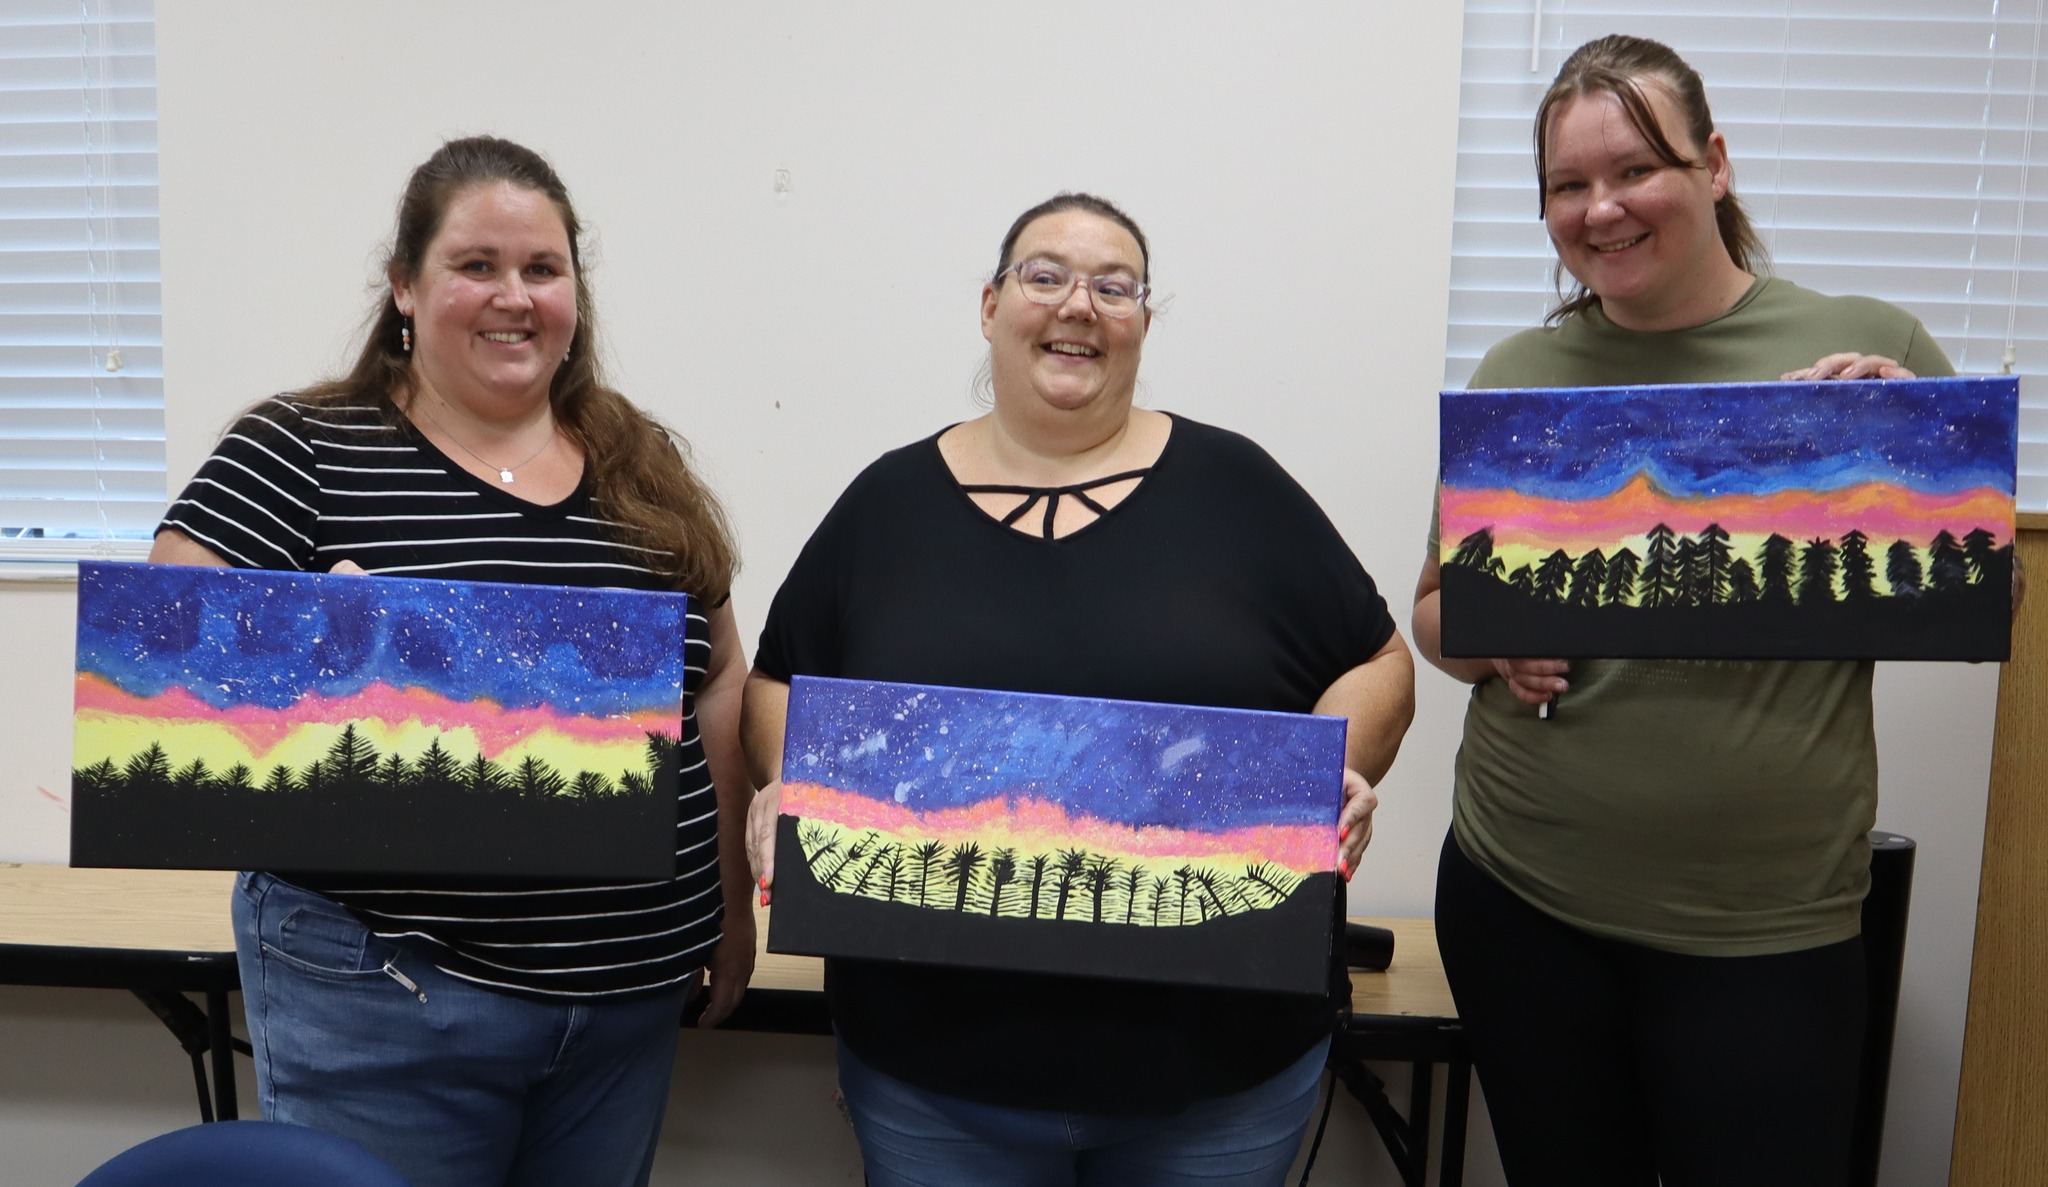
[1445,277,1954,956]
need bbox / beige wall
[0,3,1998,1183]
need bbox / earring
[401,318,412,354]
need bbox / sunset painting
[767,675,1347,994]
[71,561,689,877]
[1438,377,2017,660]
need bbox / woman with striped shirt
[150,136,753,1187]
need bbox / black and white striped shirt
[162,395,724,999]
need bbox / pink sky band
[782,780,1337,873]
[73,673,671,757]
[1442,476,2012,557]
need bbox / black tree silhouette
[1641,524,1680,608]
[1601,548,1640,607]
[1568,548,1606,608]
[1798,538,1840,605]
[1758,534,1796,604]
[1839,530,1877,600]
[1886,539,1924,597]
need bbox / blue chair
[77,1120,411,1187]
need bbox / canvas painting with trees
[1437,377,2017,661]
[71,561,689,877]
[767,675,1347,995]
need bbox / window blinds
[1446,0,2048,511]
[0,0,160,572]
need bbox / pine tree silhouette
[569,771,611,799]
[1672,536,1702,607]
[820,833,874,890]
[1929,530,1969,593]
[376,752,409,791]
[1449,528,1496,570]
[1053,848,1088,920]
[1568,548,1607,607]
[261,765,297,794]
[1839,530,1877,600]
[1024,853,1051,918]
[1886,539,1924,597]
[1758,534,1796,604]
[1962,528,2000,584]
[947,842,985,912]
[984,848,1017,916]
[413,738,459,786]
[512,757,569,802]
[1172,865,1196,925]
[218,762,254,792]
[1726,558,1760,604]
[1507,565,1534,596]
[124,742,172,787]
[911,841,945,908]
[1121,864,1147,923]
[1798,538,1840,605]
[880,846,908,903]
[327,723,378,782]
[1697,523,1734,605]
[1534,549,1573,603]
[173,759,211,793]
[463,753,505,794]
[1601,548,1640,607]
[849,844,892,899]
[1641,524,1680,608]
[1084,855,1119,923]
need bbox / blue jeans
[836,1033,1330,1187]
[234,872,689,1187]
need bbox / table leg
[206,989,238,1120]
[1439,1058,1471,1187]
[1407,1060,1434,1186]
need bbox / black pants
[1435,831,1866,1187]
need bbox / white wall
[0,2,1997,1183]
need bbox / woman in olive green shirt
[1412,35,1951,1187]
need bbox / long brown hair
[294,136,736,601]
[1534,35,1768,324]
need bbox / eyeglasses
[999,259,1150,318]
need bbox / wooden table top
[0,864,235,953]
[0,866,1456,1022]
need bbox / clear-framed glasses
[1000,258,1150,318]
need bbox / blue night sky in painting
[1440,377,2017,500]
[783,676,1345,832]
[75,562,690,713]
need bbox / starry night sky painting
[766,675,1347,995]
[1438,377,2017,660]
[71,561,689,878]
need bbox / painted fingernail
[1339,825,1350,842]
[758,875,768,890]
[1338,857,1349,878]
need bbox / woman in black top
[151,137,754,1187]
[743,193,1414,1186]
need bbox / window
[1446,0,2048,510]
[0,0,161,577]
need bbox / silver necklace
[416,400,556,484]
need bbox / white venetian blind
[0,0,161,573]
[1446,0,2048,510]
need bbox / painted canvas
[1437,376,2017,661]
[767,675,1346,995]
[71,561,688,877]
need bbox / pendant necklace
[417,400,556,484]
